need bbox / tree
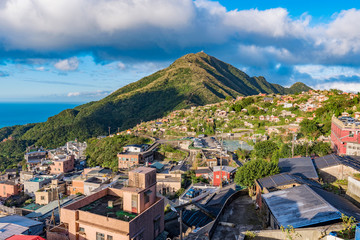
[300,119,319,139]
[254,140,279,161]
[311,142,331,156]
[234,159,280,189]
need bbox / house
[24,176,53,196]
[48,167,164,240]
[0,181,20,198]
[156,174,181,195]
[0,215,43,236]
[67,175,86,195]
[278,157,319,180]
[264,97,273,102]
[212,166,236,186]
[313,154,360,182]
[118,144,155,169]
[261,185,360,229]
[35,179,66,205]
[295,117,304,123]
[83,177,110,196]
[195,167,212,179]
[50,155,74,174]
[255,173,321,208]
[150,162,165,173]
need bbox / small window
[350,131,354,137]
[216,175,219,179]
[41,196,45,200]
[96,232,105,240]
[107,236,113,240]
[79,227,85,233]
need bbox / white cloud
[67,92,80,97]
[67,90,111,98]
[35,66,45,71]
[294,65,360,80]
[0,0,360,85]
[117,62,126,70]
[314,82,360,93]
[54,57,79,71]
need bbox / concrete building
[313,154,360,182]
[212,166,236,186]
[66,140,87,160]
[156,172,181,196]
[24,176,53,196]
[0,181,20,198]
[118,144,154,169]
[83,177,110,196]
[331,116,360,155]
[50,155,75,174]
[48,167,164,240]
[67,175,86,195]
[35,179,66,205]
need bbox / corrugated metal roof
[313,154,342,169]
[262,185,341,228]
[310,186,360,221]
[279,157,318,179]
[0,223,28,239]
[258,173,321,190]
[0,215,42,228]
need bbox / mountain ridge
[1,52,311,148]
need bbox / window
[131,194,138,212]
[154,216,161,238]
[216,175,219,179]
[107,236,113,240]
[96,232,105,240]
[79,227,85,233]
[350,131,354,137]
[41,196,45,200]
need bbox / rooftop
[313,154,342,169]
[212,166,236,173]
[278,157,318,179]
[257,173,321,191]
[79,195,137,222]
[262,185,341,228]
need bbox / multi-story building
[331,116,360,155]
[50,155,75,174]
[35,179,66,205]
[118,144,154,169]
[0,181,20,198]
[48,167,164,240]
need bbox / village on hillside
[1,89,360,240]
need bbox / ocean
[0,102,83,128]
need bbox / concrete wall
[24,178,51,196]
[35,189,57,205]
[254,224,344,240]
[347,176,360,205]
[319,164,360,183]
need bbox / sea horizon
[0,102,85,128]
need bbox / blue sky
[0,0,360,102]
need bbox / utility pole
[220,129,223,188]
[108,126,111,136]
[179,209,183,240]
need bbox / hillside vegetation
[0,52,311,169]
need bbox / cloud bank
[0,0,359,91]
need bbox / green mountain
[1,52,311,150]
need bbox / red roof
[6,236,46,240]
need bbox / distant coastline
[0,102,84,128]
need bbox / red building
[212,166,236,186]
[331,116,360,155]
